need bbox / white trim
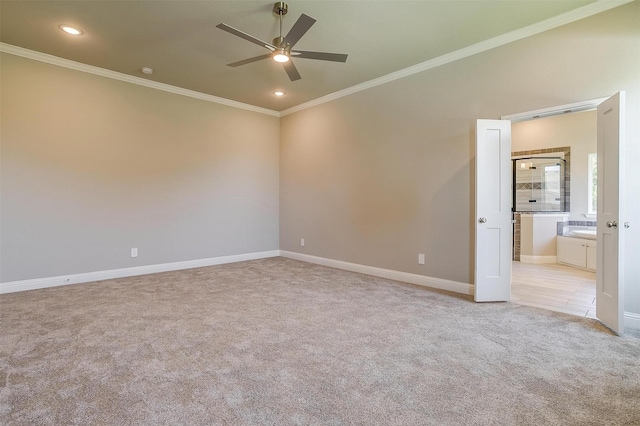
[519,255,557,264]
[280,250,473,295]
[0,250,280,294]
[280,1,630,116]
[0,43,280,118]
[625,312,640,331]
[501,97,609,122]
[4,249,638,330]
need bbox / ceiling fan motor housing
[273,2,288,16]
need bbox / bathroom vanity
[557,235,597,271]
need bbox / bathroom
[510,109,597,317]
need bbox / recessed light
[141,67,154,75]
[59,25,83,35]
[273,91,285,97]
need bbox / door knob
[606,221,618,228]
[478,217,487,223]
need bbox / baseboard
[520,255,557,264]
[625,312,640,331]
[279,250,473,295]
[0,250,280,294]
[4,249,637,329]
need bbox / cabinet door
[586,242,597,271]
[557,237,587,268]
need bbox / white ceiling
[0,1,611,112]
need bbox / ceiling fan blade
[282,14,316,48]
[291,50,348,63]
[216,23,276,51]
[227,54,272,67]
[283,60,301,82]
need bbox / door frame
[501,98,608,123]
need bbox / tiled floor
[511,261,596,319]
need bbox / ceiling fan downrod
[272,2,289,61]
[273,2,287,47]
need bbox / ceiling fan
[216,2,348,82]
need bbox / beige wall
[280,2,640,314]
[520,214,568,258]
[1,3,639,319]
[512,110,596,221]
[1,53,280,282]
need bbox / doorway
[508,109,597,318]
[475,93,625,333]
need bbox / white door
[596,92,625,334]
[475,120,512,302]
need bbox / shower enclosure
[513,157,566,212]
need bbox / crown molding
[280,0,632,117]
[0,42,280,117]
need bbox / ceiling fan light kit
[216,2,348,82]
[273,48,290,63]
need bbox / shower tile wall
[512,146,571,213]
[512,146,570,261]
[515,161,563,211]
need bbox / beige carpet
[1,257,639,425]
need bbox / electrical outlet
[131,248,138,258]
[418,253,425,265]
[300,238,305,247]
